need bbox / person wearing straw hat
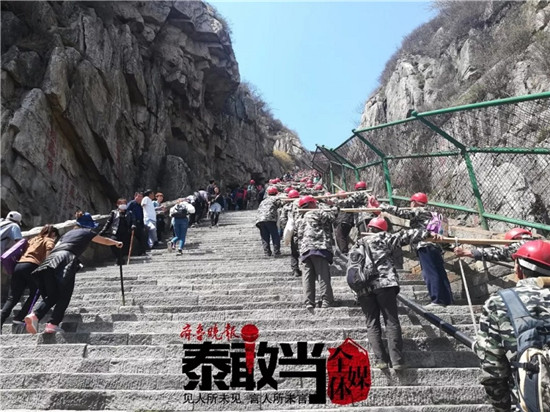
[474,240,550,412]
[24,214,122,334]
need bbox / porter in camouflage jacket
[255,196,283,224]
[354,228,430,294]
[470,240,530,262]
[296,207,338,255]
[380,204,437,250]
[474,277,550,412]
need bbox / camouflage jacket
[474,278,550,412]
[256,196,283,224]
[355,228,430,294]
[296,207,338,255]
[334,194,369,225]
[380,204,437,250]
[471,240,529,262]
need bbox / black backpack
[170,204,188,219]
[499,289,550,412]
[346,241,378,294]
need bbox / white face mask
[118,204,128,211]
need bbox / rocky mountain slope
[360,1,550,126]
[1,1,309,227]
[353,1,550,229]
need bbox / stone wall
[1,1,307,228]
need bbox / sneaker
[44,323,63,334]
[24,313,39,334]
[373,361,389,370]
[12,320,25,326]
[426,302,447,308]
[177,249,183,255]
[167,241,173,252]
[292,270,302,278]
[305,302,315,310]
[393,363,408,371]
[322,300,335,308]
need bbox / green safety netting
[313,92,550,233]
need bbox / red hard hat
[274,178,281,183]
[306,182,314,188]
[284,186,292,193]
[368,217,388,232]
[355,181,367,190]
[268,179,275,184]
[288,189,300,198]
[512,240,550,271]
[314,184,323,190]
[410,192,428,204]
[298,195,317,208]
[250,179,255,184]
[300,177,308,183]
[504,228,532,240]
[267,186,278,195]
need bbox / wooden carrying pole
[536,277,550,288]
[431,237,521,246]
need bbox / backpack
[498,288,550,412]
[346,241,378,294]
[426,212,449,236]
[170,204,188,219]
[1,238,28,275]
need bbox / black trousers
[0,262,39,325]
[257,221,280,255]
[358,286,404,366]
[33,258,79,326]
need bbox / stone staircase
[0,210,491,411]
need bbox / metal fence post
[413,114,489,230]
[353,131,394,205]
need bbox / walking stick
[118,255,126,306]
[127,228,135,265]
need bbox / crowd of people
[1,168,549,412]
[252,171,549,411]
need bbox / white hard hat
[7,211,22,224]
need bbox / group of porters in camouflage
[0,174,548,411]
[254,176,550,412]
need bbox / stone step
[0,328,477,350]
[0,367,481,390]
[0,336,474,359]
[0,408,495,412]
[2,311,478,335]
[0,387,488,410]
[6,302,481,324]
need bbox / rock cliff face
[1,1,308,227]
[360,1,550,125]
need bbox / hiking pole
[455,237,478,334]
[127,228,135,265]
[118,256,126,306]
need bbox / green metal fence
[313,92,550,233]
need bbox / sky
[210,1,437,151]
